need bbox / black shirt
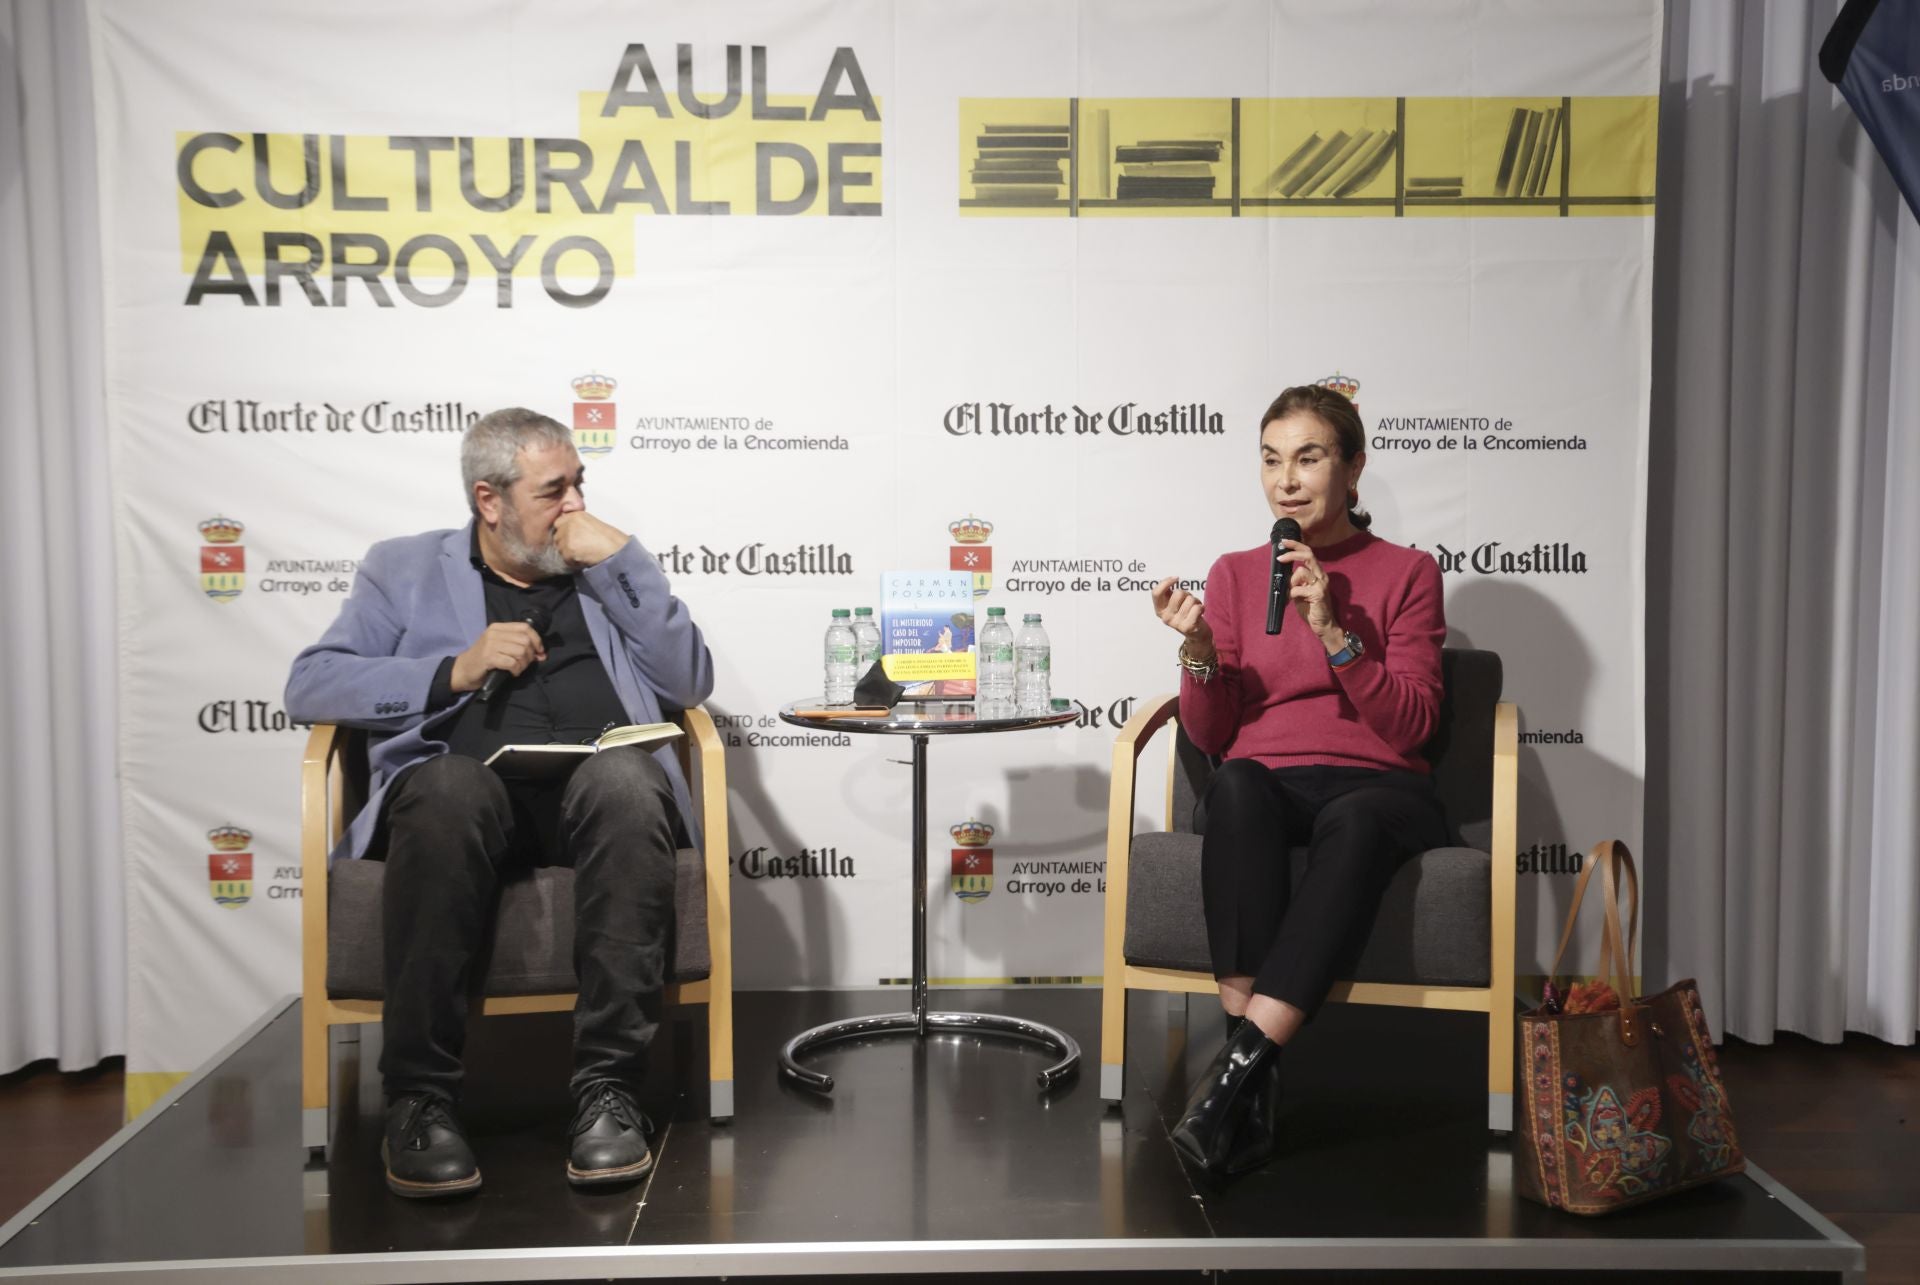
[429,526,629,762]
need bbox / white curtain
[0,0,123,1072]
[1648,0,1920,1044]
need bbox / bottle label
[827,645,855,662]
[988,645,1013,663]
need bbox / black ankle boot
[1169,1020,1279,1174]
[382,1094,481,1198]
[1222,1046,1283,1174]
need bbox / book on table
[483,722,683,780]
[880,570,977,700]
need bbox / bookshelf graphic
[959,96,1655,217]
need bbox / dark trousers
[1200,760,1447,1015]
[373,748,679,1103]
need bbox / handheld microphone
[478,605,552,702]
[1266,518,1302,635]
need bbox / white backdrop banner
[90,0,1659,1111]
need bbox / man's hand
[449,623,547,694]
[554,511,629,568]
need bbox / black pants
[373,748,679,1103]
[1200,760,1447,1015]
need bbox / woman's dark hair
[1259,385,1372,530]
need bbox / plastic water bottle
[1014,612,1051,714]
[977,607,1015,709]
[851,607,883,672]
[824,609,857,705]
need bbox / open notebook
[483,722,683,781]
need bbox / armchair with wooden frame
[300,707,733,1155]
[1099,647,1518,1131]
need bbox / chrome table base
[778,1009,1082,1092]
[775,729,1082,1094]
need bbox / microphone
[1266,518,1301,635]
[478,605,552,702]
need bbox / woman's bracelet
[1178,645,1218,683]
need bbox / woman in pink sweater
[1149,384,1447,1176]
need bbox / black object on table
[776,699,1082,1092]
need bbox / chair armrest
[1101,693,1177,1073]
[673,706,729,866]
[674,705,732,1085]
[1105,692,1177,882]
[1112,693,1179,763]
[301,723,345,1011]
[1489,702,1519,1075]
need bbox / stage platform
[0,988,1864,1282]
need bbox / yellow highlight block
[882,652,978,682]
[174,90,884,283]
[959,95,1656,218]
[124,1070,190,1122]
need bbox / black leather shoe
[382,1094,481,1198]
[1169,1020,1279,1174]
[567,1081,654,1187]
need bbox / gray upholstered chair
[1098,648,1517,1130]
[300,709,734,1156]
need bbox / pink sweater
[1179,531,1446,774]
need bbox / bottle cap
[831,608,850,618]
[854,607,872,616]
[1023,613,1042,623]
[986,607,1006,616]
[1049,698,1071,713]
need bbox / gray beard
[497,504,571,579]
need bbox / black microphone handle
[476,606,553,703]
[1266,519,1301,635]
[1266,547,1286,635]
[478,666,509,702]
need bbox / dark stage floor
[0,988,1865,1281]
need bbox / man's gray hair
[461,407,574,514]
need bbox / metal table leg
[779,733,1082,1092]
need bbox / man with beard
[286,407,713,1198]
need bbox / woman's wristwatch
[1327,630,1365,671]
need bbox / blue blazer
[286,523,714,863]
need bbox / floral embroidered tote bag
[1516,840,1745,1214]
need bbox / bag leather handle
[1545,840,1644,1045]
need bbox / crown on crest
[948,516,994,544]
[950,819,995,846]
[208,826,252,851]
[1314,372,1360,403]
[571,373,617,400]
[198,517,244,544]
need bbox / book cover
[1301,129,1375,196]
[1511,110,1544,196]
[1113,142,1222,163]
[1494,107,1528,195]
[1530,108,1563,196]
[880,571,977,696]
[1115,176,1216,199]
[1281,131,1350,197]
[1332,132,1399,198]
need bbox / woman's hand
[1151,577,1215,659]
[1279,540,1345,652]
